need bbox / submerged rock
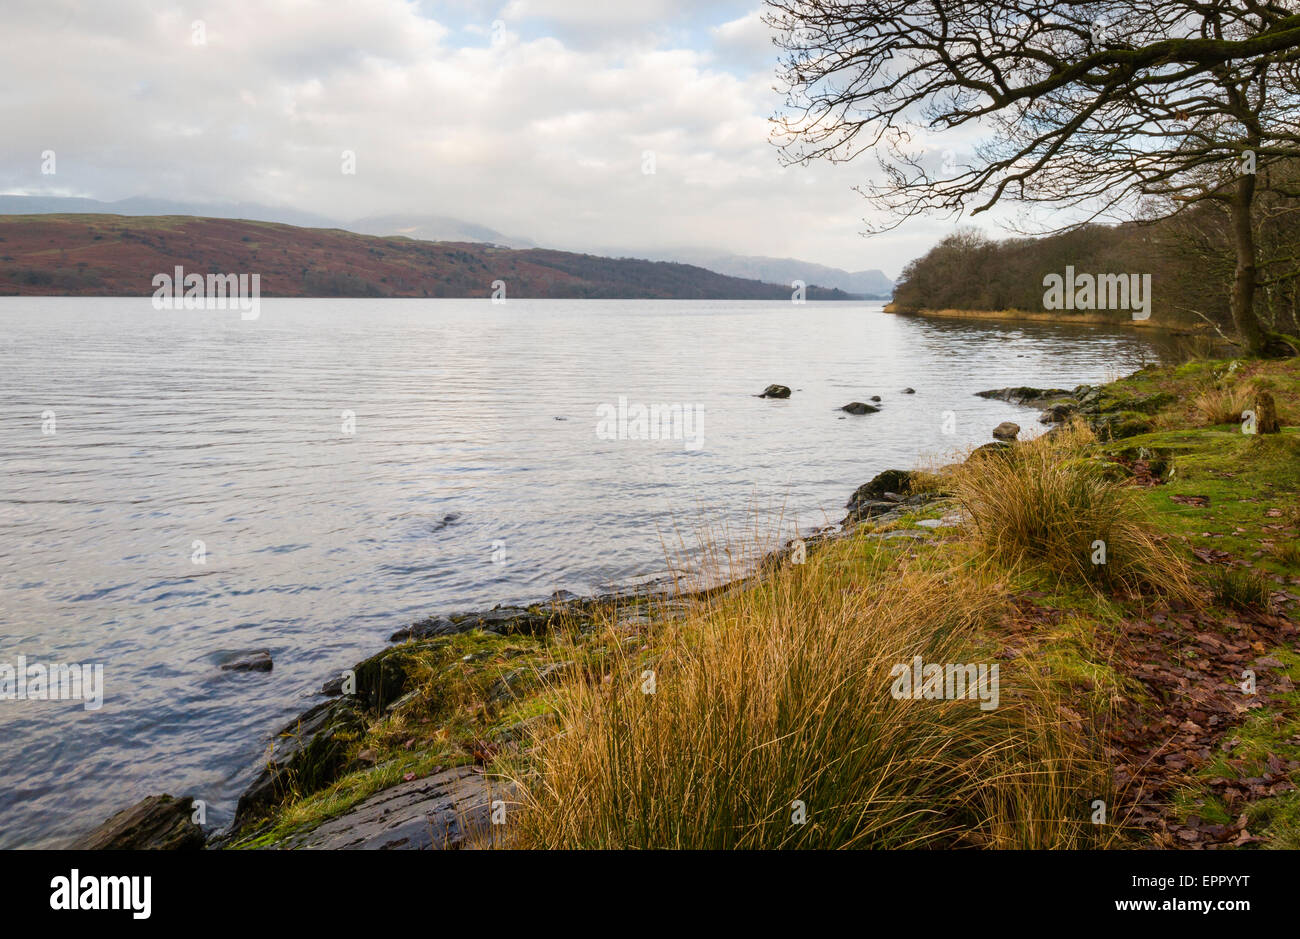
[72,794,205,850]
[757,384,792,399]
[841,402,880,415]
[219,650,273,673]
[901,387,915,394]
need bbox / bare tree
[766,0,1300,353]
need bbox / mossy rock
[352,645,427,711]
[1102,391,1177,415]
[1091,412,1155,440]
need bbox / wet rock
[841,402,880,415]
[550,589,580,602]
[391,604,562,642]
[901,387,915,394]
[475,606,555,635]
[992,421,1021,441]
[219,650,273,673]
[231,642,427,829]
[232,696,366,828]
[1038,402,1076,424]
[848,469,913,503]
[281,766,510,850]
[72,794,205,851]
[757,384,792,399]
[844,470,918,524]
[869,395,882,402]
[976,386,1072,405]
[390,616,465,642]
[321,674,347,696]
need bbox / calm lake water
[0,298,1175,847]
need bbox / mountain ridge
[0,195,888,297]
[0,213,861,301]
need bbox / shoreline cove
[73,372,1124,849]
[66,352,1300,850]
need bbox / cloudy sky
[0,0,1003,276]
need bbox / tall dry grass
[952,424,1196,600]
[507,544,1110,849]
[1191,385,1252,426]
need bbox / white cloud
[0,0,1003,275]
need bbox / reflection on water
[0,298,1176,846]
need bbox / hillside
[0,214,856,301]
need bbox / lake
[0,298,1175,847]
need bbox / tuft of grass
[1208,566,1274,611]
[506,542,1110,849]
[1191,384,1251,426]
[951,423,1196,601]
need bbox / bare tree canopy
[766,1,1300,353]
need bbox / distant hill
[348,214,535,249]
[656,251,894,298]
[0,194,338,230]
[0,214,859,300]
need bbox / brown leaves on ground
[1003,591,1298,848]
[1107,605,1298,848]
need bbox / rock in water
[219,650,273,672]
[976,386,1072,405]
[992,421,1021,441]
[1255,390,1281,434]
[841,402,880,415]
[757,384,791,399]
[71,794,205,850]
[901,387,916,394]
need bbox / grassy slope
[0,214,853,300]
[229,356,1300,850]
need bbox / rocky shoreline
[73,376,1158,850]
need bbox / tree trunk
[1230,171,1267,355]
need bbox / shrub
[951,424,1195,600]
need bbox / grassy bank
[229,356,1300,850]
[883,303,1198,332]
